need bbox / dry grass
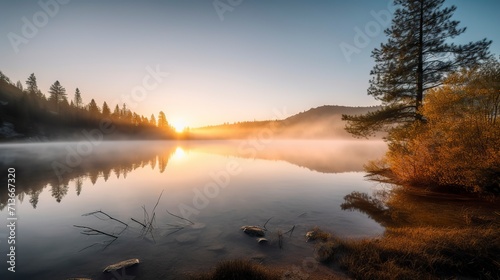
[332,226,500,280]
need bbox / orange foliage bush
[386,59,500,193]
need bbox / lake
[0,140,387,279]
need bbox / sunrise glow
[172,120,187,133]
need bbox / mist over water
[0,140,386,279]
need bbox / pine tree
[15,80,23,91]
[48,80,67,113]
[157,111,168,129]
[26,73,44,100]
[0,71,11,84]
[102,101,111,117]
[132,113,141,125]
[88,99,100,116]
[74,88,83,108]
[112,104,120,121]
[150,114,157,126]
[343,0,491,138]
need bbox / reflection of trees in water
[28,189,42,209]
[51,182,69,203]
[75,177,83,196]
[158,154,169,173]
[341,190,408,228]
[341,188,498,228]
[0,143,177,209]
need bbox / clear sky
[1,0,499,127]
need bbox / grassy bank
[319,226,499,279]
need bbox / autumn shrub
[386,60,500,193]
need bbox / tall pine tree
[48,80,67,113]
[74,88,83,108]
[343,0,491,138]
[88,99,100,116]
[102,101,111,117]
[26,73,44,101]
[157,111,168,129]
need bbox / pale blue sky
[1,0,499,127]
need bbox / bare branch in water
[165,227,184,236]
[131,218,147,228]
[151,190,164,218]
[73,225,118,239]
[263,217,273,230]
[166,209,194,225]
[142,205,150,226]
[82,210,128,227]
[284,225,296,237]
[277,230,283,249]
[78,238,117,252]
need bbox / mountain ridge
[189,105,381,139]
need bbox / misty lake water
[0,140,387,279]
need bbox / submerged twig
[166,209,195,225]
[151,190,164,217]
[165,227,184,236]
[82,210,128,227]
[263,217,273,231]
[73,225,118,239]
[142,205,150,226]
[165,223,186,229]
[277,230,283,249]
[284,225,296,237]
[131,218,147,228]
[78,238,117,252]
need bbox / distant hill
[189,105,381,139]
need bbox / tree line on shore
[0,71,175,140]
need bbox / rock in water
[257,238,268,244]
[241,226,265,237]
[103,258,140,272]
[305,231,315,241]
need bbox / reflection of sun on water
[172,147,185,160]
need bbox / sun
[171,120,187,133]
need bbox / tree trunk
[416,0,424,121]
